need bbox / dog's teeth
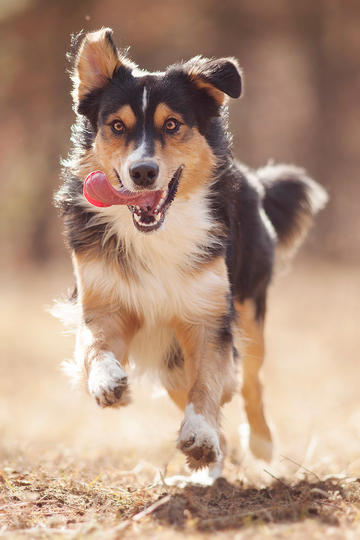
[154,190,168,214]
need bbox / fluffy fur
[54,28,328,474]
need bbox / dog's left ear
[184,56,242,105]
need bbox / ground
[1,256,360,538]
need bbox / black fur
[259,165,322,248]
[264,179,308,245]
[209,164,275,321]
[185,57,242,98]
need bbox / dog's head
[72,28,242,232]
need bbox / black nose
[129,160,159,187]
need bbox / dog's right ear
[72,28,134,108]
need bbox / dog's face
[73,28,242,232]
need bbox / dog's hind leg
[235,299,273,461]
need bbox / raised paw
[88,352,130,408]
[177,404,222,470]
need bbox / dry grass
[1,256,360,538]
[2,456,360,538]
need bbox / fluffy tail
[257,163,328,255]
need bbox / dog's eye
[111,120,126,134]
[164,118,181,134]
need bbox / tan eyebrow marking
[107,104,136,129]
[153,103,184,130]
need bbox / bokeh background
[1,0,360,265]
[1,0,360,504]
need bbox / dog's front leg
[173,319,236,474]
[76,315,131,408]
[73,255,140,408]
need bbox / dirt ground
[1,255,360,539]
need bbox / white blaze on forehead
[127,86,148,163]
[120,85,158,189]
[142,86,148,114]
[128,137,147,163]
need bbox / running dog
[55,28,327,476]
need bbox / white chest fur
[76,188,228,378]
[79,187,225,322]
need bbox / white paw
[177,404,222,470]
[88,352,130,408]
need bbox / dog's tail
[257,163,328,256]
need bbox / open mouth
[116,166,184,233]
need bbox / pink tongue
[83,171,162,211]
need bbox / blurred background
[1,0,360,265]
[0,0,359,482]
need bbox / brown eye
[111,120,126,134]
[164,118,181,134]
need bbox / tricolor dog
[55,28,327,476]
